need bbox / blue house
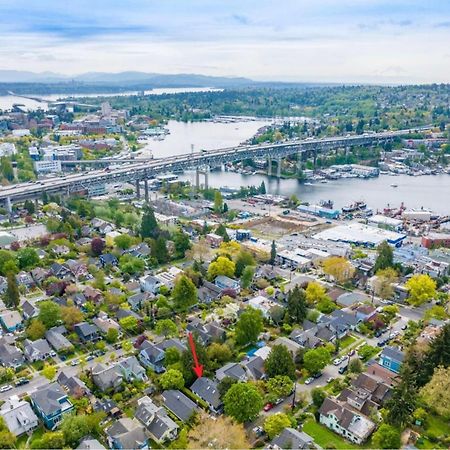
[379,346,404,374]
[30,383,74,429]
[138,341,165,373]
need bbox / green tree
[31,431,64,449]
[173,230,191,258]
[61,412,104,448]
[153,236,169,264]
[287,285,308,324]
[348,358,364,374]
[223,382,264,422]
[105,327,119,344]
[0,250,17,276]
[61,306,84,330]
[17,247,39,270]
[140,206,159,238]
[160,368,185,390]
[386,378,416,428]
[235,307,263,346]
[38,301,61,328]
[181,335,208,385]
[420,366,450,418]
[311,387,327,408]
[240,265,255,289]
[24,199,36,215]
[3,272,20,308]
[265,345,296,380]
[155,319,178,337]
[372,424,401,449]
[216,224,230,242]
[374,241,394,272]
[164,347,181,366]
[0,157,14,181]
[119,315,139,333]
[119,254,145,275]
[207,256,235,279]
[42,363,57,380]
[235,250,255,277]
[405,274,437,306]
[303,347,331,374]
[26,319,46,340]
[214,190,223,213]
[218,376,238,396]
[270,240,277,266]
[264,413,292,439]
[373,267,398,299]
[207,342,233,367]
[172,275,197,311]
[266,375,294,401]
[0,416,16,449]
[114,234,133,250]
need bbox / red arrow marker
[188,332,203,378]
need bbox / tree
[155,319,178,337]
[235,250,255,277]
[264,413,292,439]
[114,234,133,250]
[235,307,263,346]
[348,358,364,373]
[172,275,197,311]
[181,335,208,385]
[17,247,39,270]
[269,305,285,325]
[140,206,159,238]
[3,272,19,308]
[270,240,276,266]
[386,378,416,428]
[265,345,296,380]
[38,301,61,328]
[173,230,191,258]
[119,315,139,333]
[374,241,394,272]
[287,285,308,324]
[0,250,17,276]
[373,267,398,299]
[303,347,331,374]
[60,412,104,448]
[322,256,355,284]
[305,281,328,305]
[311,388,327,408]
[42,363,57,380]
[240,265,255,289]
[0,416,16,449]
[372,424,401,449]
[24,199,36,215]
[214,190,223,213]
[90,237,105,256]
[207,343,232,367]
[61,306,84,330]
[223,382,264,422]
[218,376,238,396]
[153,236,169,264]
[26,319,46,340]
[266,375,294,400]
[160,368,185,390]
[105,327,119,344]
[31,431,64,449]
[207,256,235,279]
[164,347,181,366]
[405,274,437,306]
[119,254,145,275]
[259,181,266,194]
[420,366,450,418]
[187,413,249,449]
[216,224,230,242]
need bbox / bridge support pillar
[204,166,209,190]
[297,153,302,173]
[313,152,317,169]
[135,180,141,199]
[144,179,149,203]
[34,198,39,210]
[267,157,272,176]
[5,197,12,214]
[276,158,282,178]
[196,168,200,190]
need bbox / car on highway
[304,377,314,385]
[263,403,274,412]
[0,385,13,393]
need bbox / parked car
[15,378,29,387]
[327,377,334,383]
[333,358,342,366]
[338,365,348,374]
[263,403,274,412]
[70,359,79,366]
[304,377,314,385]
[0,385,13,393]
[252,426,264,437]
[312,372,323,379]
[86,355,95,361]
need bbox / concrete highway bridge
[0,128,427,211]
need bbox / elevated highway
[0,128,428,210]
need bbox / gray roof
[30,383,70,416]
[215,362,247,381]
[76,438,106,450]
[162,390,198,422]
[190,377,222,410]
[0,396,38,437]
[24,338,51,359]
[0,339,24,367]
[107,418,147,449]
[271,427,315,449]
[74,322,99,338]
[45,328,73,351]
[381,346,405,363]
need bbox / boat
[390,184,398,188]
[319,200,334,209]
[304,182,313,186]
[342,201,367,213]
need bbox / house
[83,286,103,303]
[186,318,226,346]
[140,275,163,294]
[125,281,141,294]
[0,395,39,436]
[93,398,122,418]
[77,437,106,450]
[106,417,149,450]
[241,355,266,380]
[156,338,187,354]
[379,347,404,374]
[30,267,49,285]
[154,266,183,290]
[215,362,248,382]
[45,328,73,353]
[57,371,90,397]
[190,377,222,413]
[74,322,100,343]
[138,341,165,373]
[100,253,118,268]
[248,295,281,319]
[50,262,72,279]
[214,275,240,292]
[355,305,377,322]
[337,292,369,308]
[92,218,115,235]
[16,271,36,289]
[272,337,302,356]
[136,396,178,443]
[65,260,88,279]
[198,280,222,304]
[91,363,123,392]
[52,245,70,256]
[118,356,147,381]
[128,292,151,311]
[205,233,223,248]
[127,243,151,259]
[269,427,316,449]
[161,390,199,422]
[30,383,74,430]
[0,338,24,368]
[23,339,52,362]
[93,316,121,336]
[0,310,23,332]
[70,293,87,309]
[21,300,39,320]
[319,397,376,444]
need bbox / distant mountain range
[0,70,255,87]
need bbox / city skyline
[1,0,450,84]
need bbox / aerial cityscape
[0,1,449,450]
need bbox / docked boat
[390,183,398,188]
[342,201,367,213]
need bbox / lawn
[426,415,450,437]
[340,335,357,350]
[302,419,361,449]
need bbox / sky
[1,0,450,83]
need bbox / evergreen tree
[259,181,266,194]
[235,250,255,277]
[287,285,308,324]
[374,241,394,272]
[4,272,20,308]
[153,236,169,264]
[270,240,277,266]
[265,344,296,380]
[172,275,197,311]
[24,200,35,215]
[213,190,223,213]
[216,224,230,242]
[140,206,159,239]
